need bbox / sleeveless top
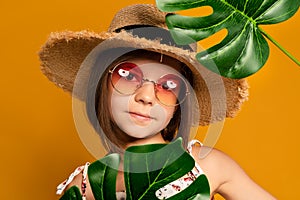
[56,140,208,200]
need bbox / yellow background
[1,0,299,199]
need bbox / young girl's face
[108,58,185,139]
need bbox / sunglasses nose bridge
[140,78,157,88]
[135,79,159,98]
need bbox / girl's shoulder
[187,139,231,173]
[187,139,237,171]
[186,140,237,197]
[188,142,276,199]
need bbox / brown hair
[87,49,194,153]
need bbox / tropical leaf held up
[156,0,300,79]
[123,138,210,200]
[60,138,211,200]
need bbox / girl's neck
[124,133,166,149]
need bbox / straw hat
[39,4,248,126]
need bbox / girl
[39,4,276,200]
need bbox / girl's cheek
[150,104,175,126]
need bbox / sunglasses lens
[156,74,187,106]
[111,62,142,94]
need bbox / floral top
[56,140,212,200]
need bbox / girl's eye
[118,69,135,81]
[162,80,177,90]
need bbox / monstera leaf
[60,138,210,200]
[156,0,300,78]
[60,186,82,200]
[123,138,210,200]
[88,154,120,200]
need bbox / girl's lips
[128,112,154,123]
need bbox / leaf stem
[259,27,300,66]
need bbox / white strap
[187,139,204,174]
[56,162,90,196]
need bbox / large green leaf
[60,186,82,200]
[88,153,120,200]
[123,138,210,200]
[156,0,300,78]
[60,138,210,199]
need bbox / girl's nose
[134,82,156,106]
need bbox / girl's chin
[122,127,161,139]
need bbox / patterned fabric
[56,162,90,200]
[155,139,203,199]
[56,140,208,199]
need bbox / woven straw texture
[39,4,249,126]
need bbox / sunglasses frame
[108,62,190,106]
